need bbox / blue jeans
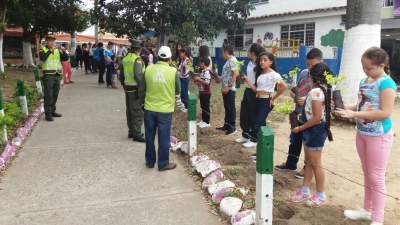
[180,78,190,109]
[144,110,173,169]
[222,90,236,128]
[106,64,112,86]
[249,98,273,142]
[285,126,304,170]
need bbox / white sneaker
[370,222,382,225]
[235,136,250,143]
[243,141,257,148]
[196,120,204,126]
[344,206,371,221]
[199,123,211,128]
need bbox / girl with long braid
[290,62,333,207]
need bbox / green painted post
[188,94,197,121]
[0,89,8,143]
[255,126,274,225]
[187,94,197,155]
[33,68,43,95]
[17,79,29,117]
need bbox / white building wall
[250,0,346,17]
[244,9,345,58]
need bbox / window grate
[280,23,315,46]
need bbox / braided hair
[309,62,333,142]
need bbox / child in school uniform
[194,57,212,128]
[109,55,119,89]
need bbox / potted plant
[213,61,220,83]
[324,71,347,109]
[234,60,245,88]
[274,100,298,129]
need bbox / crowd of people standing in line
[171,42,395,225]
[40,34,396,224]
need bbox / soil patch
[0,67,37,102]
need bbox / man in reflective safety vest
[39,35,69,121]
[119,40,146,142]
[138,46,181,171]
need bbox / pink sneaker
[306,194,327,207]
[290,188,311,202]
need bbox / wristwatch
[228,84,233,87]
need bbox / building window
[341,15,346,25]
[228,28,254,50]
[3,36,23,59]
[383,0,394,7]
[280,23,315,46]
[250,0,269,4]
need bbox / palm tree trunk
[339,0,383,105]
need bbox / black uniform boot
[45,114,54,121]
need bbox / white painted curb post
[33,68,43,95]
[256,126,274,225]
[17,79,29,118]
[187,94,197,156]
[0,89,7,143]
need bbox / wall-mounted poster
[395,0,400,17]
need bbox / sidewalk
[0,68,221,225]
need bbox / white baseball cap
[158,46,172,59]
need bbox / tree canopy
[7,0,91,40]
[92,0,254,45]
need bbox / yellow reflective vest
[41,47,63,74]
[122,53,145,86]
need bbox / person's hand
[297,97,306,105]
[290,91,295,99]
[270,98,275,107]
[60,46,65,52]
[335,108,356,118]
[221,86,230,94]
[50,45,56,52]
[291,126,302,133]
[242,75,247,82]
[194,76,200,81]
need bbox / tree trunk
[71,31,76,54]
[0,32,4,74]
[0,7,6,74]
[21,40,35,68]
[339,0,382,105]
[94,0,99,43]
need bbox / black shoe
[45,115,54,121]
[51,113,62,117]
[216,125,230,131]
[226,128,237,135]
[145,162,155,168]
[128,133,143,138]
[133,134,145,142]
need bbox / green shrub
[6,60,13,67]
[0,102,24,133]
[0,71,5,79]
[13,84,40,110]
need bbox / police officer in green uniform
[39,35,69,121]
[119,40,146,142]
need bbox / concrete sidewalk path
[0,68,221,225]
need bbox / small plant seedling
[228,167,239,176]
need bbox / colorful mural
[320,29,345,47]
[264,32,274,46]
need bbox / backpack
[94,48,101,62]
